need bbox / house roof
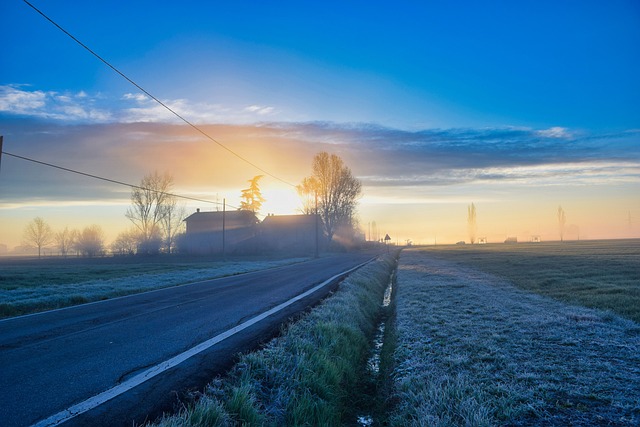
[261,214,319,227]
[184,210,259,224]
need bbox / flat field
[417,239,640,322]
[0,255,307,319]
[390,245,640,425]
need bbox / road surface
[0,253,374,426]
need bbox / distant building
[259,214,323,255]
[504,237,518,244]
[181,210,327,255]
[530,235,541,243]
[182,209,260,255]
[478,237,487,244]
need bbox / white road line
[31,260,371,427]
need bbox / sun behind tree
[240,175,266,214]
[298,152,362,243]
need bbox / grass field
[389,247,640,426]
[0,255,307,319]
[417,239,640,322]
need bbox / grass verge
[0,257,308,319]
[387,249,640,426]
[151,253,398,426]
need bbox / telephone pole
[222,198,226,258]
[314,191,319,258]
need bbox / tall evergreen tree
[240,175,265,214]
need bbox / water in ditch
[356,271,394,426]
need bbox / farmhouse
[182,209,260,255]
[260,214,323,254]
[181,210,324,255]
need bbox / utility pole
[0,136,3,172]
[222,198,226,258]
[314,191,319,258]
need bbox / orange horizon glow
[1,123,639,251]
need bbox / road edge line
[31,259,373,427]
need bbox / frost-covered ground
[390,249,640,426]
[1,258,307,317]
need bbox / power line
[1,150,245,210]
[22,0,296,188]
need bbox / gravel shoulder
[390,249,640,426]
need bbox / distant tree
[23,217,53,258]
[558,205,567,242]
[299,152,362,243]
[468,203,477,244]
[126,171,175,254]
[240,175,265,214]
[110,228,139,256]
[69,229,81,256]
[76,225,105,257]
[297,176,318,215]
[55,226,75,257]
[160,202,186,254]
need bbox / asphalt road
[0,253,374,427]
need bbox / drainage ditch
[355,265,397,426]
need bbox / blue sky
[1,1,639,247]
[3,0,639,129]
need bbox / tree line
[21,152,363,257]
[23,218,107,258]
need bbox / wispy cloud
[0,85,112,122]
[0,85,278,124]
[536,126,572,138]
[2,96,638,206]
[244,105,275,115]
[263,122,640,188]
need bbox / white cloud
[537,126,571,138]
[122,93,149,103]
[0,85,47,112]
[244,105,275,115]
[1,85,282,124]
[0,85,113,122]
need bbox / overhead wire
[1,150,245,210]
[22,0,297,188]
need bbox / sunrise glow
[1,1,639,252]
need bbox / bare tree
[558,205,567,242]
[111,228,139,256]
[76,225,105,257]
[55,226,75,257]
[69,229,81,256]
[160,201,186,254]
[468,203,477,244]
[24,217,53,258]
[297,176,318,215]
[126,171,175,254]
[240,175,265,214]
[299,152,362,243]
